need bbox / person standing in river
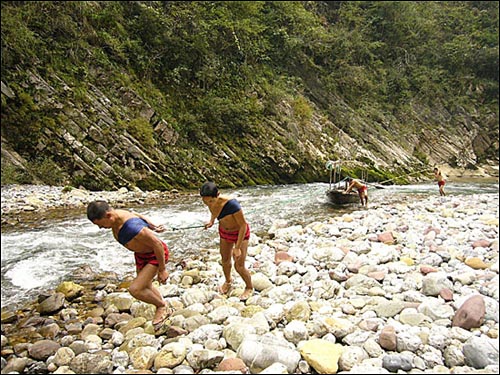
[86,200,172,332]
[345,177,368,207]
[200,181,254,301]
[434,167,447,196]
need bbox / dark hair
[87,200,111,221]
[200,181,218,197]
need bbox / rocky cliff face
[1,69,498,191]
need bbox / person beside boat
[200,181,254,301]
[434,167,447,196]
[345,177,368,207]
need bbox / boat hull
[326,190,359,205]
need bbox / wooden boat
[326,189,359,205]
[324,160,385,205]
[325,160,360,205]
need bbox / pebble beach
[1,185,499,374]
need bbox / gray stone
[237,334,300,373]
[463,335,499,369]
[28,339,61,361]
[37,293,65,315]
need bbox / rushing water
[1,180,498,310]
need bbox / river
[1,180,498,311]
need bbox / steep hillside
[1,2,498,190]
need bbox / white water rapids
[1,181,498,310]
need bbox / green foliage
[413,148,429,164]
[0,163,32,185]
[126,117,156,147]
[1,1,498,189]
[71,173,115,191]
[136,175,171,191]
[1,3,40,71]
[1,88,43,153]
[31,157,65,185]
[4,1,496,115]
[196,93,263,137]
[292,96,313,124]
[1,156,65,186]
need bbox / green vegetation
[1,1,498,189]
[126,117,156,148]
[1,162,31,185]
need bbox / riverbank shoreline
[439,164,499,182]
[0,184,196,230]
[1,191,499,374]
[1,175,498,231]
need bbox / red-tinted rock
[275,251,294,264]
[452,295,486,330]
[217,358,248,373]
[472,239,491,248]
[379,325,397,351]
[420,265,438,275]
[439,288,453,301]
[377,232,395,244]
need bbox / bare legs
[219,240,234,289]
[359,192,368,207]
[220,239,253,299]
[129,264,168,324]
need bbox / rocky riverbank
[1,188,499,374]
[0,184,187,230]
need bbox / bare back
[346,179,366,193]
[434,171,445,182]
[111,209,160,253]
[350,180,365,190]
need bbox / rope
[166,224,206,232]
[164,177,381,235]
[378,167,433,185]
[165,194,307,233]
[164,167,433,232]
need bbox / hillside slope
[1,1,498,190]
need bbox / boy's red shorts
[219,224,250,243]
[134,241,169,271]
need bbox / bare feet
[153,303,172,330]
[239,288,254,301]
[218,280,232,295]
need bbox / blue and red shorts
[134,241,169,271]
